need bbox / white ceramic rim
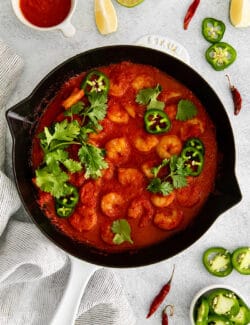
[189,284,248,325]
[11,0,77,32]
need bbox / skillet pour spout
[6,45,242,268]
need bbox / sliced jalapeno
[205,42,237,71]
[207,314,233,325]
[81,70,110,95]
[230,305,250,325]
[195,297,209,325]
[202,247,233,277]
[232,247,250,275]
[202,17,226,43]
[144,109,171,134]
[55,184,79,218]
[56,184,79,208]
[56,205,74,218]
[181,146,204,176]
[207,289,240,317]
[184,137,205,155]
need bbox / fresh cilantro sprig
[64,92,107,131]
[147,156,190,195]
[35,90,109,198]
[176,99,198,121]
[35,166,69,198]
[39,119,81,153]
[111,219,133,245]
[135,84,165,110]
[78,144,108,179]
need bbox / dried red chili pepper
[226,74,242,115]
[162,305,174,325]
[146,265,175,318]
[183,0,200,30]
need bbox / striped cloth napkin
[0,39,136,325]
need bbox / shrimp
[80,181,99,206]
[141,161,156,179]
[101,162,115,181]
[101,192,125,219]
[105,137,130,165]
[128,197,154,227]
[180,118,205,141]
[123,102,137,118]
[118,168,144,187]
[134,135,159,153]
[109,79,128,97]
[107,102,129,124]
[175,176,201,207]
[100,221,115,245]
[156,135,182,159]
[164,104,177,120]
[154,208,183,230]
[69,206,97,231]
[150,192,175,208]
[131,74,155,91]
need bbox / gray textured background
[0,0,250,324]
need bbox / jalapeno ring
[144,109,171,134]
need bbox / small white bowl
[190,284,249,325]
[11,0,77,37]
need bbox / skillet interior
[6,45,242,267]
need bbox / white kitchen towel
[0,40,136,325]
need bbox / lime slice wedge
[116,0,144,8]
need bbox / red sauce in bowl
[19,0,72,28]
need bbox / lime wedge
[116,0,144,8]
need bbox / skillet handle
[51,256,98,325]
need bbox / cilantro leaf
[35,166,69,198]
[78,143,108,179]
[41,120,81,152]
[136,84,165,110]
[111,219,133,245]
[63,159,82,173]
[64,101,85,117]
[147,178,174,195]
[44,149,82,173]
[171,174,187,189]
[176,99,197,121]
[147,155,189,196]
[86,92,107,128]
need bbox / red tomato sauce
[32,61,218,253]
[20,0,72,28]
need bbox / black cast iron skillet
[6,45,242,268]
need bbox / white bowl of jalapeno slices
[190,284,250,325]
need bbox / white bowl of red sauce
[11,0,77,37]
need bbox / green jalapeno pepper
[56,205,74,218]
[181,146,204,176]
[55,184,79,218]
[230,305,250,325]
[207,289,240,317]
[184,137,205,155]
[231,247,250,275]
[203,247,233,277]
[202,17,226,43]
[144,109,171,134]
[81,70,110,95]
[195,297,209,325]
[56,184,79,208]
[207,314,233,325]
[205,42,237,71]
